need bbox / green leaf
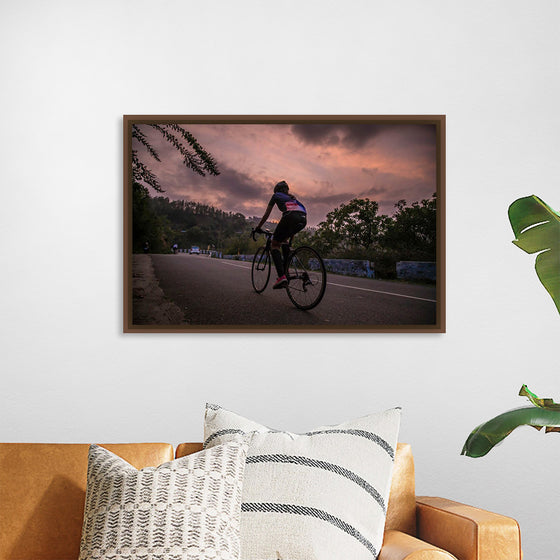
[461,406,560,457]
[519,384,560,410]
[508,195,560,313]
[462,385,560,458]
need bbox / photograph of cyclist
[127,117,443,331]
[255,181,307,289]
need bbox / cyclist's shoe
[273,275,288,289]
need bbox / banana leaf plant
[508,195,560,313]
[462,386,560,458]
[462,197,560,458]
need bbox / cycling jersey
[270,192,307,215]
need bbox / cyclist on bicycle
[254,180,307,289]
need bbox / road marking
[215,259,435,302]
[218,260,251,270]
[327,282,436,303]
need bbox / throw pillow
[79,441,248,560]
[204,404,401,560]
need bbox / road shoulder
[132,254,185,325]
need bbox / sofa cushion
[0,443,173,560]
[174,442,417,537]
[204,404,401,560]
[79,442,248,560]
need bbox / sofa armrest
[379,530,457,559]
[416,497,522,560]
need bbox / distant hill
[132,187,274,253]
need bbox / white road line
[215,259,435,302]
[327,282,436,303]
[218,260,251,270]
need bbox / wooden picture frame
[124,115,445,333]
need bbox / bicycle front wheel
[286,246,327,310]
[251,247,271,293]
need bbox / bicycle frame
[253,229,287,250]
[251,228,326,309]
[286,253,310,286]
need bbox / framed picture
[124,115,445,333]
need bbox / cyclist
[254,180,307,289]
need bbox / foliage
[508,195,560,314]
[132,183,171,253]
[132,194,262,254]
[131,124,220,250]
[461,385,560,458]
[133,187,438,271]
[132,124,220,193]
[291,227,318,249]
[462,196,560,459]
[312,195,437,278]
[383,195,437,261]
[316,198,387,252]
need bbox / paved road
[150,253,438,328]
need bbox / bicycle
[250,229,327,310]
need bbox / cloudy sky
[133,122,438,227]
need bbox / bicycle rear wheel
[286,246,327,310]
[251,247,271,293]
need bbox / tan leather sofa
[0,442,521,560]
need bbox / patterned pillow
[79,441,248,560]
[204,405,401,560]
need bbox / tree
[132,183,172,253]
[132,123,220,193]
[292,227,317,250]
[131,124,220,252]
[382,194,437,261]
[315,198,387,254]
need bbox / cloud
[161,163,270,217]
[131,121,438,226]
[218,166,265,200]
[291,124,388,150]
[291,124,342,146]
[306,191,358,207]
[361,167,379,176]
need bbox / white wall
[1,1,559,558]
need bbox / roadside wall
[396,261,436,281]
[321,259,375,278]
[220,255,438,281]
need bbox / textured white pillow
[204,405,401,560]
[79,441,248,560]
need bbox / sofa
[0,442,522,560]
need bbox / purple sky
[133,122,437,227]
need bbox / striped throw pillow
[204,405,401,560]
[79,441,248,560]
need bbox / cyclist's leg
[270,240,285,279]
[281,241,291,269]
[273,213,307,281]
[271,217,291,278]
[284,214,306,251]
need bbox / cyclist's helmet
[274,180,289,194]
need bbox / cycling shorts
[273,211,307,242]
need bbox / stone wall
[396,261,436,281]
[320,259,375,278]
[218,254,436,282]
